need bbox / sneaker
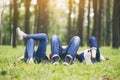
[84,49,92,64]
[51,54,60,65]
[28,58,34,64]
[16,27,26,40]
[40,56,50,63]
[63,55,73,66]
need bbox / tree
[24,0,30,34]
[0,0,4,45]
[105,0,111,46]
[77,0,85,46]
[92,0,104,46]
[43,0,49,34]
[97,0,104,46]
[35,0,49,34]
[36,0,42,33]
[67,0,72,43]
[87,0,91,45]
[9,0,13,45]
[12,0,18,48]
[92,0,98,38]
[112,0,120,48]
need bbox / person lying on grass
[16,27,48,64]
[49,35,80,66]
[76,36,108,64]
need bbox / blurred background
[0,0,119,48]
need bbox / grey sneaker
[51,54,60,65]
[63,55,73,66]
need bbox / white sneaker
[16,27,26,40]
[84,49,92,64]
[28,58,34,64]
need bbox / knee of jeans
[52,35,58,38]
[89,36,97,47]
[89,36,96,42]
[42,33,48,40]
[73,36,80,44]
[27,38,34,42]
[39,34,48,43]
[51,35,59,41]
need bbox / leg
[77,52,84,62]
[34,34,48,62]
[16,28,48,63]
[64,36,80,65]
[26,33,47,40]
[89,36,100,62]
[67,36,80,57]
[16,27,47,41]
[24,38,35,63]
[50,35,62,64]
[50,35,61,56]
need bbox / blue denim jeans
[24,33,48,62]
[77,36,100,62]
[50,35,80,59]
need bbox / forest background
[0,0,120,48]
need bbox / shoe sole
[53,62,59,65]
[63,62,69,66]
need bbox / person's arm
[84,49,92,64]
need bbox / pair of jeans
[77,36,100,62]
[24,33,48,62]
[50,35,80,59]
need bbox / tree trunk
[105,0,111,46]
[34,2,37,33]
[0,0,4,45]
[112,0,120,48]
[77,0,85,46]
[24,0,30,34]
[12,0,18,48]
[92,0,98,37]
[67,0,72,43]
[87,0,91,45]
[9,0,13,45]
[0,11,2,45]
[43,0,49,34]
[92,0,104,46]
[36,0,42,33]
[97,0,104,46]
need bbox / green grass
[0,45,120,80]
